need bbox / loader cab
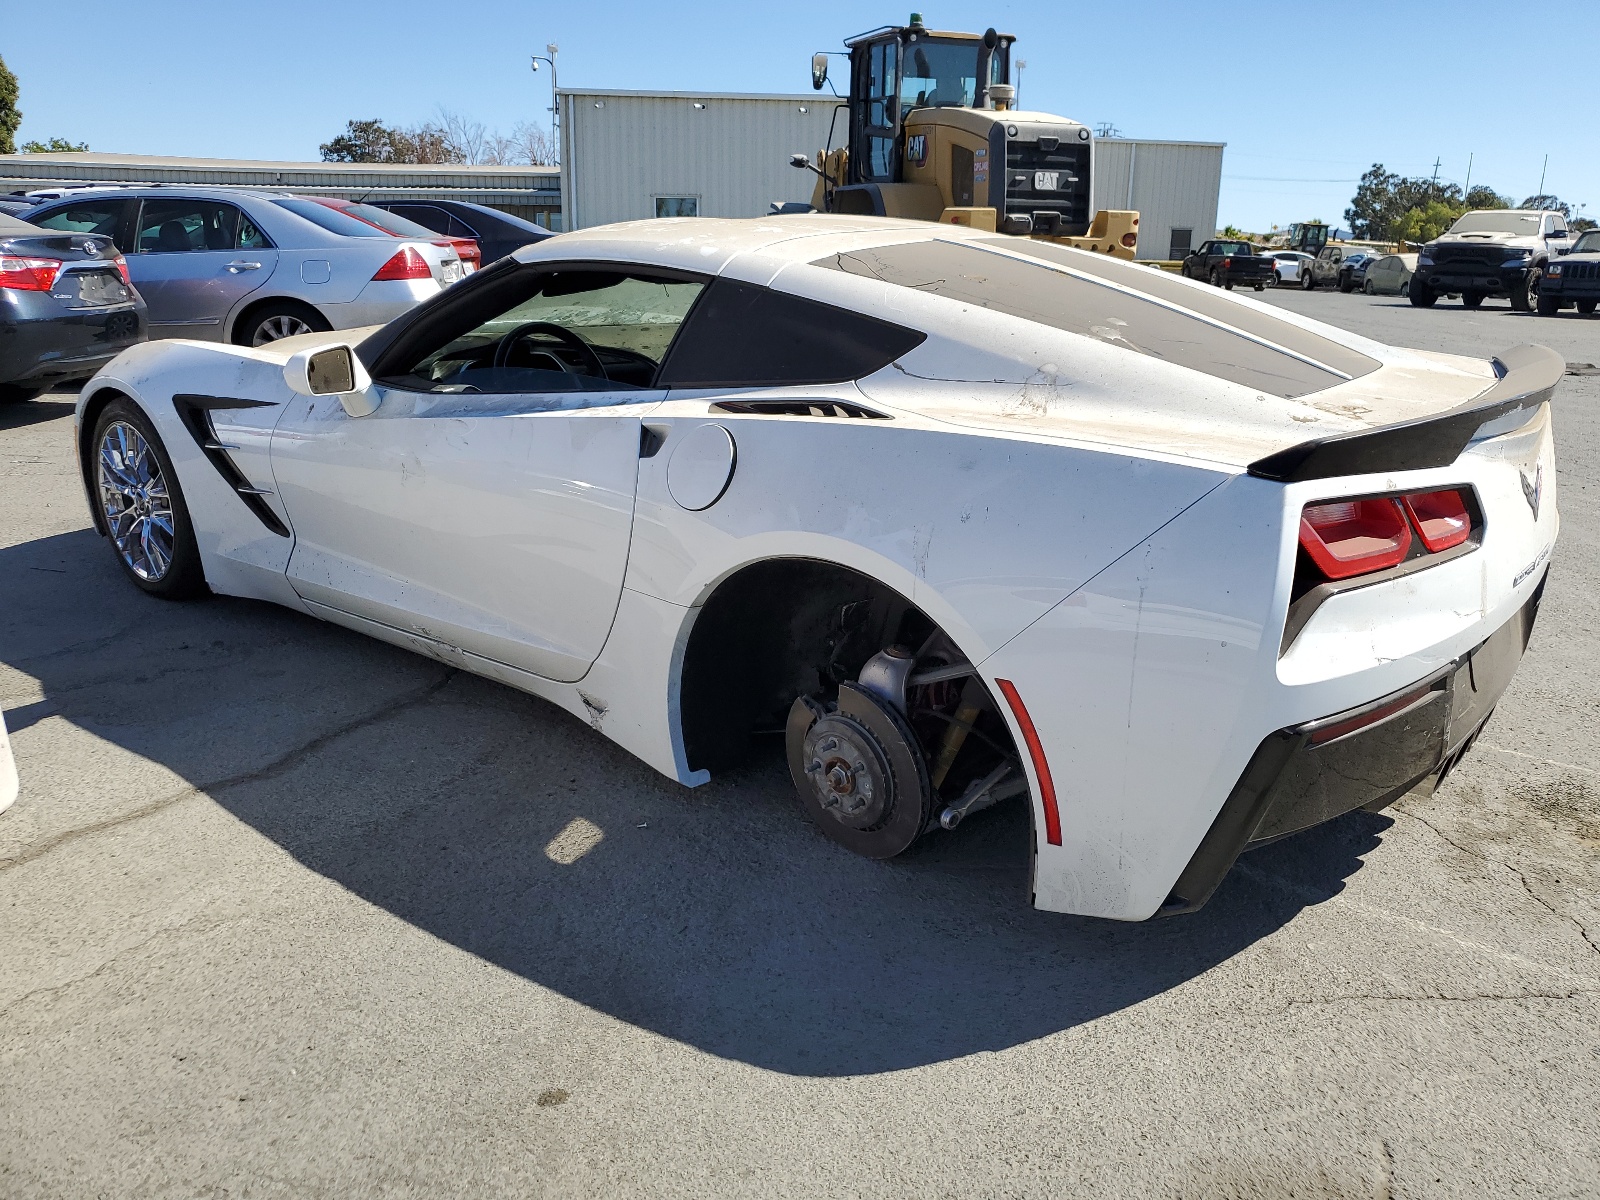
[846,23,1012,184]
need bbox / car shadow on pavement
[1,528,1390,1077]
[0,398,76,431]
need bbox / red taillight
[0,254,63,291]
[994,678,1061,847]
[1222,257,1232,267]
[455,238,481,265]
[1402,489,1471,552]
[113,254,131,287]
[371,245,433,281]
[1298,498,1412,580]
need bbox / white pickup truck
[1411,209,1572,311]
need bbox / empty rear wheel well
[678,558,1021,799]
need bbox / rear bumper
[322,279,444,331]
[1162,575,1545,913]
[0,299,146,387]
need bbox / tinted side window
[657,279,926,388]
[817,240,1359,399]
[33,200,131,250]
[136,199,246,253]
[389,204,449,234]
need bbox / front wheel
[1364,279,1376,295]
[1509,269,1540,313]
[1409,280,1437,307]
[1338,274,1354,294]
[1461,291,1485,309]
[1301,271,1315,291]
[92,400,207,599]
[1578,300,1597,315]
[1536,292,1560,316]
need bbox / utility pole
[1538,154,1548,198]
[1430,156,1441,185]
[1464,152,1473,196]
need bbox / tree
[1464,185,1509,210]
[1520,194,1570,217]
[1345,164,1404,240]
[321,112,556,167]
[20,137,88,153]
[1393,201,1463,246]
[0,54,20,156]
[1572,216,1597,233]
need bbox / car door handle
[225,261,263,272]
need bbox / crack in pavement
[1280,988,1594,1011]
[1230,858,1597,985]
[0,909,257,1021]
[1401,808,1600,960]
[0,668,458,872]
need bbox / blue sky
[4,0,1595,232]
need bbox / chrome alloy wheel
[97,421,175,581]
[252,314,315,345]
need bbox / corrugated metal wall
[561,90,841,229]
[1091,140,1224,260]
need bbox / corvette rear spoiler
[1248,344,1565,483]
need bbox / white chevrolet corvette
[73,216,1561,921]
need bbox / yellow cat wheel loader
[791,14,1139,259]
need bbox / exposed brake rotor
[786,682,933,859]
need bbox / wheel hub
[802,716,892,830]
[96,421,174,582]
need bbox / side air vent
[171,394,289,538]
[708,399,890,419]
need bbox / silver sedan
[24,187,463,346]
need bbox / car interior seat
[157,220,192,252]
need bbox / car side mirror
[282,343,378,417]
[811,53,829,91]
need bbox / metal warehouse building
[0,153,562,226]
[557,89,837,229]
[1091,139,1224,262]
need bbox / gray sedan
[1,211,145,401]
[24,188,463,346]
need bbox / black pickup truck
[1180,240,1276,290]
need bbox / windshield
[899,38,1002,108]
[1448,211,1544,236]
[1573,230,1600,254]
[275,197,391,238]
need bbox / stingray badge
[1520,463,1543,521]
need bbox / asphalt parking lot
[2,291,1596,1198]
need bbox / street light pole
[530,43,559,165]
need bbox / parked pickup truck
[1180,240,1276,290]
[1411,209,1571,311]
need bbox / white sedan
[1267,249,1316,286]
[72,216,1561,921]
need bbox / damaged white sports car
[75,216,1561,920]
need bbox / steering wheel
[492,321,606,377]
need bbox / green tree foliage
[320,118,453,164]
[1347,164,1525,244]
[1572,217,1597,232]
[20,137,88,153]
[0,54,20,156]
[1392,201,1464,246]
[1520,194,1570,218]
